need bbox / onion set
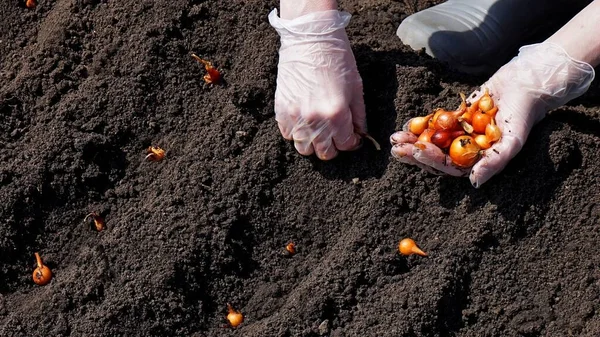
[226,304,244,328]
[398,238,428,257]
[32,252,52,286]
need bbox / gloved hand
[390,42,595,187]
[268,9,366,160]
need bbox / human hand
[390,42,595,187]
[268,9,366,160]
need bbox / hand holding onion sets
[391,88,501,174]
[391,42,595,187]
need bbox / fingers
[391,143,414,161]
[282,100,363,160]
[332,131,361,152]
[350,82,367,134]
[401,118,412,132]
[337,88,366,152]
[313,132,338,160]
[285,119,356,160]
[275,82,365,160]
[278,122,293,140]
[275,99,296,140]
[314,113,362,160]
[411,141,469,177]
[325,83,365,153]
[294,141,315,156]
[390,131,417,145]
[290,118,325,156]
[331,103,362,152]
[469,133,523,188]
[391,143,445,175]
[389,132,467,176]
[289,114,340,160]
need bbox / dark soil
[1,0,600,336]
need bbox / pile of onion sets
[408,89,501,167]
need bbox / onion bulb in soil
[32,252,52,286]
[227,304,244,328]
[398,238,428,257]
[285,242,296,255]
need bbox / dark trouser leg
[397,0,592,75]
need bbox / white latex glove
[268,9,366,160]
[391,42,595,187]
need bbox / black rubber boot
[397,0,591,75]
